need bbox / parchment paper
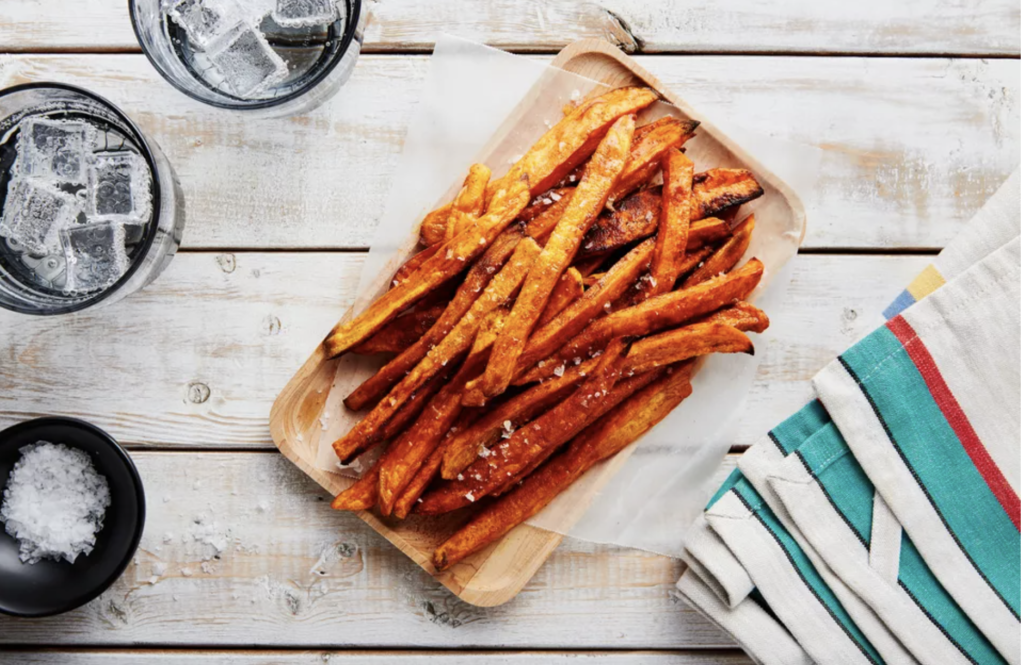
[314,35,820,558]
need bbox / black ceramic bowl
[0,418,145,617]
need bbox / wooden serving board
[270,39,806,607]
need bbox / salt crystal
[542,198,552,205]
[457,474,464,481]
[550,192,561,201]
[478,447,491,458]
[0,442,110,564]
[569,175,576,183]
[479,237,486,245]
[465,492,476,502]
[553,365,565,377]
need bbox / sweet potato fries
[323,86,770,571]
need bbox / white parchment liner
[314,36,819,558]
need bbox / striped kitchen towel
[815,232,1020,662]
[767,417,1007,665]
[678,170,1020,664]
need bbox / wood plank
[0,252,932,449]
[0,451,738,648]
[0,0,1018,55]
[0,649,753,664]
[0,55,1016,251]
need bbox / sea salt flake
[550,192,562,201]
[465,492,476,502]
[0,442,110,564]
[552,365,565,377]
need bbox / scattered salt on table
[0,441,110,564]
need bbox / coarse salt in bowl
[0,417,145,617]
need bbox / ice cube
[272,0,337,27]
[168,0,243,48]
[87,151,152,222]
[0,179,80,254]
[60,221,129,293]
[16,118,92,185]
[208,25,288,98]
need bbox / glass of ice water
[0,83,185,315]
[130,0,364,116]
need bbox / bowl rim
[0,81,164,316]
[0,416,147,618]
[127,0,363,111]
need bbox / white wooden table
[0,2,1019,663]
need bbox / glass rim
[0,81,163,315]
[127,0,363,111]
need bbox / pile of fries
[324,86,768,571]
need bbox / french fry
[519,304,763,385]
[624,322,753,375]
[418,88,659,246]
[691,169,763,221]
[646,150,694,298]
[523,194,573,244]
[324,176,530,358]
[392,409,481,519]
[444,164,491,242]
[332,238,543,464]
[441,349,597,480]
[331,453,385,511]
[537,267,584,327]
[344,227,525,411]
[472,115,637,403]
[419,347,666,516]
[549,258,764,364]
[606,117,697,208]
[518,188,574,224]
[578,188,660,259]
[510,238,656,385]
[392,245,440,289]
[376,309,509,515]
[682,214,756,288]
[351,303,446,355]
[433,361,696,570]
[697,301,770,333]
[579,188,731,260]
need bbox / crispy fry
[646,150,694,298]
[518,188,574,224]
[523,194,573,244]
[441,349,596,480]
[392,245,440,289]
[433,362,695,570]
[331,454,385,511]
[537,267,584,327]
[444,164,491,242]
[688,218,731,250]
[376,310,509,514]
[625,322,753,374]
[579,188,730,261]
[472,115,637,403]
[332,238,543,464]
[682,214,756,288]
[344,227,525,411]
[696,301,770,333]
[418,88,659,247]
[418,343,664,516]
[392,409,481,519]
[380,371,447,441]
[606,117,696,208]
[579,188,660,259]
[325,177,530,358]
[549,258,764,363]
[511,238,656,385]
[351,303,446,355]
[691,169,763,221]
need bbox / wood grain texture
[0,650,752,664]
[0,252,931,449]
[0,451,738,648]
[0,0,1018,55]
[0,55,1016,251]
